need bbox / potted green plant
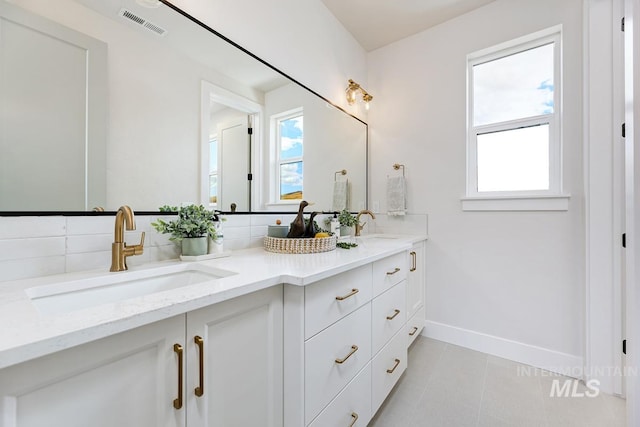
[151,204,219,256]
[337,209,357,237]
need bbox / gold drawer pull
[173,343,183,410]
[335,345,359,364]
[349,412,359,426]
[386,309,400,320]
[386,358,401,374]
[386,267,401,275]
[410,251,417,272]
[194,336,204,397]
[409,326,419,336]
[336,288,359,301]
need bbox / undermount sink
[26,263,235,316]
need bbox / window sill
[461,194,570,211]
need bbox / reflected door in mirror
[0,2,106,211]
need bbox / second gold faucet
[355,210,376,237]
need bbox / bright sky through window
[473,43,554,126]
[477,124,550,192]
[279,115,303,199]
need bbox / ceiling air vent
[118,8,167,37]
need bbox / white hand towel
[387,176,406,216]
[332,179,348,212]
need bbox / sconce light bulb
[365,101,370,110]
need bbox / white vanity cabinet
[406,241,426,347]
[285,252,411,427]
[186,285,283,427]
[0,285,283,427]
[0,315,185,427]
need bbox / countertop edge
[0,235,427,369]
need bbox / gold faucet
[355,209,376,237]
[110,205,145,272]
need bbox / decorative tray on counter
[263,235,337,254]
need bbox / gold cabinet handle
[349,412,359,426]
[409,326,419,336]
[386,267,401,275]
[410,251,417,272]
[336,288,359,301]
[386,309,400,320]
[335,345,359,364]
[386,358,401,374]
[194,336,204,397]
[173,343,183,410]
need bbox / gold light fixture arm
[346,79,373,109]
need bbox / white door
[0,316,185,427]
[186,285,283,427]
[219,117,250,211]
[0,2,106,210]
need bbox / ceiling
[321,0,496,51]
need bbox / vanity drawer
[305,264,372,339]
[372,328,407,414]
[372,280,406,354]
[304,303,372,425]
[372,252,408,297]
[406,304,425,348]
[308,363,372,427]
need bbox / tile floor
[369,337,626,427]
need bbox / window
[274,109,303,201]
[465,28,568,210]
[209,137,218,205]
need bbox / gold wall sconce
[346,79,373,110]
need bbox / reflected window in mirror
[274,109,304,202]
[209,137,219,206]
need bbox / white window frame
[463,27,570,211]
[270,107,303,205]
[208,136,218,207]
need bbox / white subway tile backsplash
[224,238,251,251]
[223,226,251,240]
[66,234,112,254]
[0,217,65,239]
[249,237,264,248]
[66,216,114,235]
[0,237,65,261]
[0,257,65,282]
[66,251,111,273]
[0,213,338,282]
[251,225,268,238]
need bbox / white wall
[169,0,368,119]
[368,0,585,370]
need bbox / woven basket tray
[264,235,337,254]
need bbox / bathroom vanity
[0,236,425,426]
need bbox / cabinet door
[0,316,185,427]
[186,285,283,427]
[406,242,425,318]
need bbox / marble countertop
[0,234,426,369]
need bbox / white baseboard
[422,320,583,378]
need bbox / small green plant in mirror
[151,204,220,241]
